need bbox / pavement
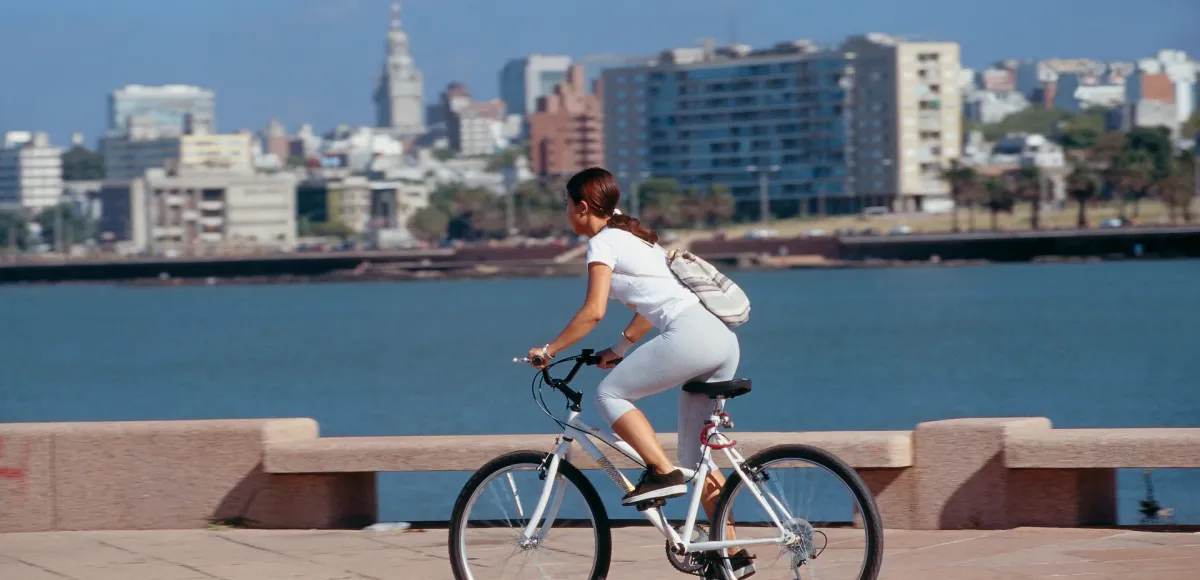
[0,526,1197,580]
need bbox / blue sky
[1,0,1196,147]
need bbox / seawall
[2,417,1196,532]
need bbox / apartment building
[528,65,604,176]
[0,131,63,211]
[102,115,253,180]
[844,34,963,211]
[604,41,856,212]
[603,34,962,214]
[95,166,296,252]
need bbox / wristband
[611,334,634,357]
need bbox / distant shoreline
[0,253,1171,289]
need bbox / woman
[528,167,753,576]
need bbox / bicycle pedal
[634,498,666,512]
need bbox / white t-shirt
[586,227,700,330]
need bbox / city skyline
[1,0,1196,146]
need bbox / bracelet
[611,334,634,357]
[541,344,555,360]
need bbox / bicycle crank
[665,523,709,575]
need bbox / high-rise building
[843,34,963,211]
[0,131,64,211]
[108,85,216,135]
[499,55,573,118]
[603,34,964,214]
[528,65,604,176]
[373,0,425,137]
[604,41,859,213]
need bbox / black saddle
[681,378,752,400]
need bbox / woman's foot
[620,468,687,505]
[726,549,756,579]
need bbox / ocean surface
[2,260,1198,525]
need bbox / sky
[1,0,1197,147]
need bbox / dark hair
[565,167,659,245]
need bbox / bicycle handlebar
[511,348,622,411]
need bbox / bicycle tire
[448,450,613,580]
[710,444,885,580]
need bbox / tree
[979,107,1073,141]
[1066,161,1103,228]
[981,176,1018,231]
[309,219,355,238]
[0,209,31,251]
[1183,112,1200,139]
[706,183,736,225]
[1112,149,1156,219]
[61,146,105,180]
[1155,152,1196,224]
[432,148,457,162]
[940,159,978,233]
[406,207,450,242]
[1013,166,1043,230]
[637,177,686,230]
[35,202,95,247]
[1056,109,1109,151]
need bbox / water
[2,261,1198,525]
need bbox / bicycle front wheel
[448,451,612,580]
[710,444,884,580]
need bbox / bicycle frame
[517,398,797,556]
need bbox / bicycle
[448,349,884,580]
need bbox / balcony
[199,216,224,227]
[152,226,184,237]
[199,200,224,211]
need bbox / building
[0,131,64,211]
[295,174,428,243]
[499,55,573,118]
[109,84,215,135]
[439,83,510,156]
[528,64,604,176]
[373,0,425,137]
[965,90,1030,124]
[844,34,963,211]
[95,166,296,252]
[603,34,962,214]
[102,117,253,181]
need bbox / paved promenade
[0,526,1196,579]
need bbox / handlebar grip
[530,354,546,367]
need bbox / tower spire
[390,0,401,31]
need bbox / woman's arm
[541,262,612,359]
[621,312,654,344]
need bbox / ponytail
[607,211,659,245]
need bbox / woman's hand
[596,348,623,369]
[527,346,551,369]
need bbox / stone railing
[1,417,1197,532]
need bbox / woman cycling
[527,166,753,576]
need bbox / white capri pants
[595,303,741,471]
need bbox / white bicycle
[448,349,884,580]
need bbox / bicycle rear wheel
[709,444,884,580]
[448,451,612,580]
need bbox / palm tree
[1013,166,1043,230]
[1113,149,1155,219]
[982,176,1018,231]
[1066,161,1102,228]
[1154,152,1196,224]
[939,159,977,233]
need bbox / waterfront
[2,261,1198,524]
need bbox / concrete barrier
[0,419,375,532]
[2,417,1197,532]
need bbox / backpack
[666,248,751,328]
